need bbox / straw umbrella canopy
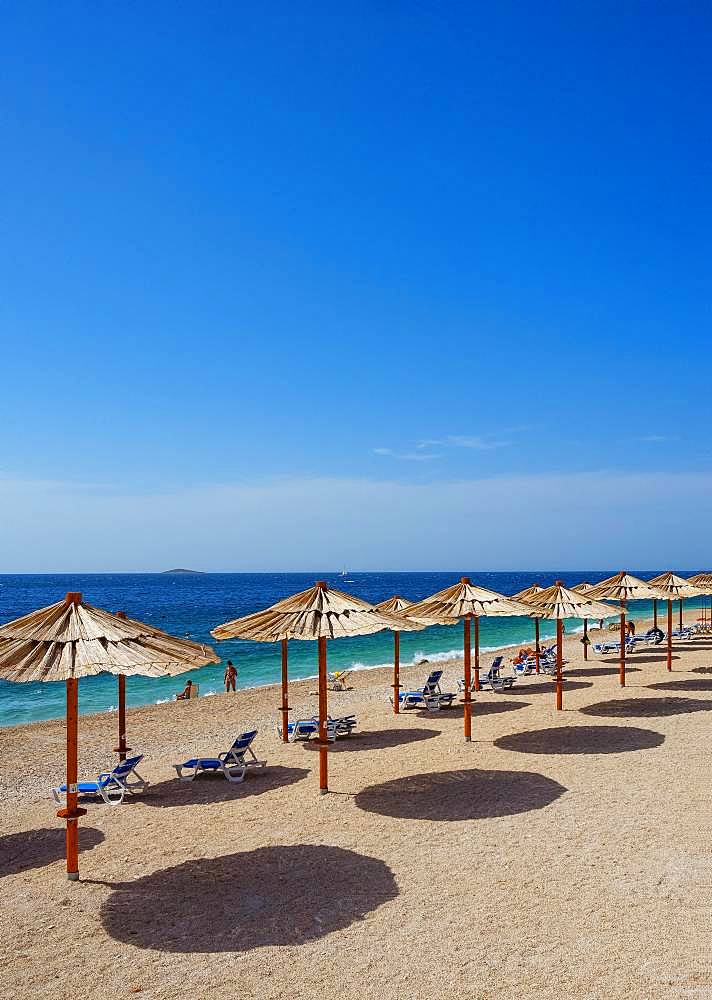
[374,596,453,715]
[571,581,597,660]
[511,583,545,672]
[524,582,615,709]
[587,573,667,687]
[211,581,408,793]
[406,578,531,741]
[646,572,705,672]
[0,592,219,881]
[688,574,712,629]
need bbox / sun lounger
[480,656,516,691]
[670,627,695,640]
[174,730,266,783]
[593,636,635,655]
[327,669,353,691]
[458,656,515,693]
[277,714,357,742]
[512,655,535,677]
[394,670,456,711]
[512,646,563,675]
[52,754,148,806]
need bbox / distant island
[161,568,204,575]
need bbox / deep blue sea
[1,571,708,727]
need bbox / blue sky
[1,3,711,571]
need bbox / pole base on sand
[464,736,471,743]
[67,871,79,882]
[56,807,87,820]
[319,788,328,795]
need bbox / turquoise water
[0,571,707,727]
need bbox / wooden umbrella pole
[619,600,626,688]
[57,677,85,881]
[392,631,400,714]
[556,619,563,710]
[116,675,128,761]
[317,636,328,793]
[667,599,673,671]
[114,612,129,760]
[473,616,480,691]
[679,598,683,632]
[653,599,658,629]
[535,618,540,674]
[55,593,86,882]
[463,617,472,741]
[583,618,588,661]
[280,639,289,742]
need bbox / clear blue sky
[1,3,711,571]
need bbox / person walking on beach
[224,660,237,693]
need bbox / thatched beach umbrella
[587,573,667,687]
[511,584,545,672]
[688,574,712,629]
[211,581,406,793]
[407,578,530,741]
[646,572,705,672]
[0,592,219,881]
[524,582,614,709]
[374,596,447,714]
[571,581,596,660]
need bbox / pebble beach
[2,609,712,1000]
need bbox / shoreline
[0,615,612,731]
[0,602,678,732]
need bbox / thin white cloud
[373,447,441,462]
[637,435,672,444]
[434,435,509,450]
[416,428,529,451]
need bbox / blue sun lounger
[457,656,515,693]
[593,636,635,655]
[277,715,357,742]
[174,730,266,783]
[394,670,456,711]
[52,754,148,806]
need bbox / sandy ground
[2,610,712,1000]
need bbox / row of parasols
[1,570,710,881]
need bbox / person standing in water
[224,660,237,693]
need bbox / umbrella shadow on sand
[137,765,310,807]
[354,768,566,821]
[504,680,593,696]
[101,845,397,952]
[648,678,712,693]
[566,666,641,678]
[494,725,664,755]
[623,654,680,665]
[415,701,531,720]
[580,697,712,719]
[301,727,440,753]
[0,826,104,878]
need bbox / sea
[0,571,708,728]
